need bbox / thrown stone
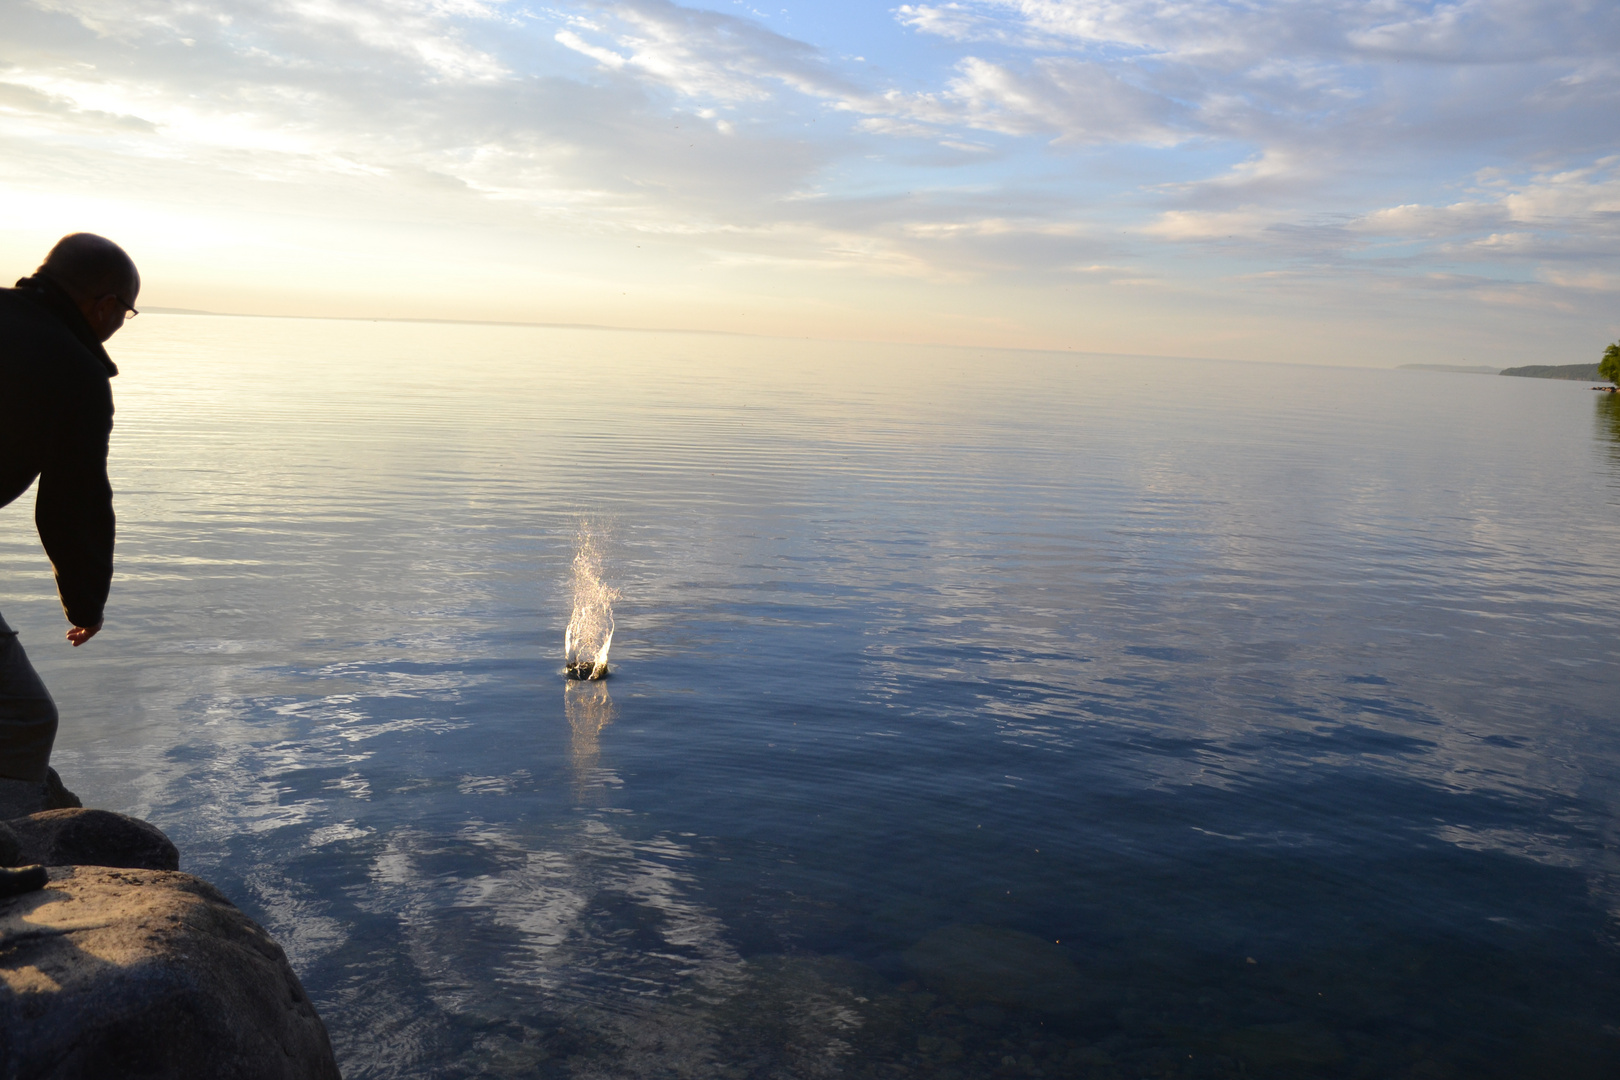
[0,865,341,1080]
[6,808,180,872]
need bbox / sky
[1,0,1617,365]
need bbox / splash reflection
[564,680,617,803]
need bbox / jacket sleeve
[35,376,115,629]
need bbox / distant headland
[1399,362,1607,381]
[1498,364,1605,380]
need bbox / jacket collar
[15,274,118,377]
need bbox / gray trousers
[0,610,57,782]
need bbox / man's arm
[35,381,115,639]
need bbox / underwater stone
[902,925,1092,1013]
[1220,1022,1345,1069]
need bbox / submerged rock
[902,925,1094,1013]
[1220,1022,1345,1069]
[6,808,179,872]
[0,865,341,1079]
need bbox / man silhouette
[0,233,138,816]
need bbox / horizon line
[139,307,1372,370]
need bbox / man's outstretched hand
[67,622,102,647]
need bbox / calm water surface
[3,316,1620,1078]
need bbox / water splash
[564,526,618,680]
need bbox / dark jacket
[0,274,116,628]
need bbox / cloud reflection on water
[7,322,1620,1076]
[324,678,873,1077]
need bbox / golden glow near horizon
[2,0,1618,365]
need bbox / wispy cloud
[1,0,1616,360]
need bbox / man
[0,233,137,817]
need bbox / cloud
[1140,207,1284,243]
[554,29,628,70]
[895,0,1620,165]
[1537,268,1620,292]
[547,3,1186,149]
[1353,161,1620,245]
[0,0,841,226]
[1136,158,1620,293]
[901,0,1620,64]
[854,117,941,140]
[558,0,857,103]
[1347,0,1620,63]
[879,55,1184,145]
[1,0,1617,356]
[0,77,157,132]
[1353,202,1509,239]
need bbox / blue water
[3,316,1619,1078]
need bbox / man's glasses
[105,295,138,319]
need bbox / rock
[5,808,180,871]
[0,821,18,866]
[0,778,43,820]
[0,768,82,819]
[1220,1022,1345,1069]
[0,865,46,899]
[0,865,341,1079]
[902,925,1094,1013]
[43,767,82,811]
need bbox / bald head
[40,233,139,305]
[37,233,140,344]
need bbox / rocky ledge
[0,805,341,1080]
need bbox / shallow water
[3,317,1619,1078]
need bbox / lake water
[3,316,1620,1078]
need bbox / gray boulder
[0,768,84,820]
[43,767,82,811]
[4,808,179,871]
[0,865,341,1079]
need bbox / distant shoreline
[1499,363,1604,381]
[1399,362,1609,382]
